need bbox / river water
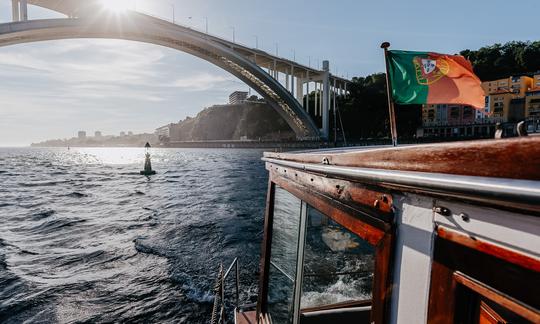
[0,147,267,323]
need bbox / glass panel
[300,206,375,309]
[267,186,303,323]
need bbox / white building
[229,91,248,104]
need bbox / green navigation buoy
[140,142,156,176]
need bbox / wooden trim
[478,300,506,323]
[263,137,540,180]
[256,180,275,319]
[437,226,540,273]
[427,261,457,324]
[371,232,394,324]
[300,299,371,313]
[266,162,394,216]
[434,236,539,309]
[453,271,540,323]
[271,172,385,245]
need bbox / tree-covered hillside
[461,41,540,81]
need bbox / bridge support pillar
[11,0,19,22]
[322,60,330,140]
[19,0,28,21]
[296,76,304,106]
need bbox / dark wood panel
[454,272,540,323]
[371,233,394,324]
[427,261,456,324]
[437,226,540,273]
[433,237,540,309]
[264,137,540,180]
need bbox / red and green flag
[387,50,485,108]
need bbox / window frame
[257,166,395,324]
[427,225,540,323]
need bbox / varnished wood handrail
[264,137,540,181]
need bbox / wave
[24,218,86,234]
[65,192,88,198]
[32,210,56,220]
[17,181,68,187]
[133,238,168,258]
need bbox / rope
[210,263,224,324]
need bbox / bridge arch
[0,11,321,139]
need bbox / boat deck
[235,309,257,324]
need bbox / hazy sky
[0,0,538,146]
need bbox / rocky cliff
[168,102,295,141]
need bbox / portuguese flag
[387,50,485,108]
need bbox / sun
[101,0,131,13]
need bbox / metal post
[322,60,330,140]
[11,0,19,22]
[19,0,27,21]
[333,78,337,145]
[314,83,319,117]
[253,35,258,49]
[381,42,398,146]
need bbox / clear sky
[0,0,538,146]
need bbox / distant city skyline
[0,0,539,146]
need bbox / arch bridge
[2,0,350,140]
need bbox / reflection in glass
[267,186,302,323]
[301,206,375,309]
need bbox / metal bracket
[433,206,451,217]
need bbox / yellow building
[481,75,533,96]
[480,75,534,121]
[534,73,540,89]
[526,88,540,118]
[488,91,515,119]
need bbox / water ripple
[0,147,267,323]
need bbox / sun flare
[101,0,131,13]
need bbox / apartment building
[421,73,539,138]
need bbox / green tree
[461,41,540,81]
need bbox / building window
[463,107,473,119]
[450,106,460,118]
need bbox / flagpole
[381,42,398,146]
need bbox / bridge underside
[0,9,323,140]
